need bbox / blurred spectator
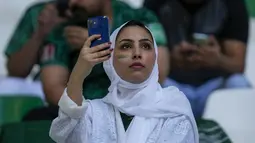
[144,0,250,118]
[0,1,65,99]
[5,1,65,78]
[23,0,169,120]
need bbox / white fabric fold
[58,88,88,119]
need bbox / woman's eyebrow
[119,39,134,43]
[118,38,153,43]
[139,38,153,43]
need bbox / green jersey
[4,2,51,57]
[40,0,167,100]
[4,1,53,80]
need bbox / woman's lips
[129,62,145,69]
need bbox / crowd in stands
[0,0,253,142]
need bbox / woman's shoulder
[159,115,195,142]
[160,86,194,120]
[162,86,189,102]
[164,115,192,131]
[162,86,182,93]
[160,86,199,142]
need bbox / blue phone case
[87,16,110,48]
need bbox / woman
[49,20,199,143]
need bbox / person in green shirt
[0,1,68,100]
[40,0,170,106]
[4,1,65,78]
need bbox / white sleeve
[49,89,92,143]
[157,115,198,143]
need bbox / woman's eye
[121,44,131,49]
[142,44,151,50]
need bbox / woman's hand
[66,35,112,105]
[77,34,112,70]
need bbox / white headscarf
[103,22,199,143]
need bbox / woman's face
[113,26,156,84]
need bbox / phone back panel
[88,16,110,47]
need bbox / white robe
[50,90,196,143]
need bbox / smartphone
[87,16,110,48]
[192,33,209,46]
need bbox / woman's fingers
[92,55,111,63]
[91,48,113,59]
[83,34,101,48]
[90,42,111,53]
[79,35,112,67]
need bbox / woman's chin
[127,74,147,84]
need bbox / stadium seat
[0,120,54,143]
[246,0,255,17]
[0,96,44,125]
[203,89,255,143]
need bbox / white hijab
[102,22,199,143]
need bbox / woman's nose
[132,46,142,59]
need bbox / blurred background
[0,0,254,142]
[1,0,255,81]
